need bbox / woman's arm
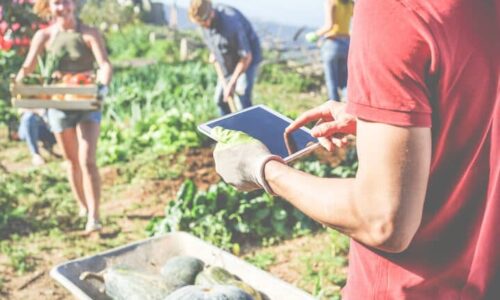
[86,28,112,85]
[316,0,335,37]
[15,30,48,82]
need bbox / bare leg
[76,121,101,221]
[54,128,87,212]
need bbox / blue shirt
[202,5,262,77]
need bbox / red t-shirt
[345,0,499,299]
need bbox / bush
[258,62,320,93]
[79,0,139,29]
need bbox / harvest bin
[10,76,101,110]
[50,232,315,300]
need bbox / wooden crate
[10,78,101,110]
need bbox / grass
[299,230,349,299]
[0,238,37,274]
[244,251,277,270]
[244,230,349,300]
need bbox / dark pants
[18,112,56,155]
[214,62,259,115]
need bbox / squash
[160,256,205,289]
[195,266,262,300]
[195,266,237,285]
[229,280,263,300]
[80,264,175,300]
[164,284,253,300]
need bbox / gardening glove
[305,32,320,43]
[212,127,285,194]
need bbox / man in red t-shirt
[212,0,499,298]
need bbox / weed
[0,240,36,274]
[245,252,276,270]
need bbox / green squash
[229,280,263,300]
[164,284,254,300]
[195,266,262,300]
[99,265,175,300]
[160,256,205,288]
[194,266,237,286]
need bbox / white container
[50,232,315,300]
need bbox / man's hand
[212,127,284,193]
[286,101,357,151]
[223,81,236,102]
[305,32,320,43]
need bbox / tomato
[62,73,73,84]
[70,73,92,85]
[61,73,93,85]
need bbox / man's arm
[266,120,431,253]
[224,53,252,100]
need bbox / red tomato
[70,73,92,85]
[62,73,73,84]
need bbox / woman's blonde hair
[33,0,51,19]
[189,0,213,23]
[33,0,79,20]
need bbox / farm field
[1,10,357,300]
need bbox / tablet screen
[200,105,318,159]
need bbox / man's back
[202,4,261,77]
[345,0,499,298]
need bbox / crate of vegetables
[10,72,101,110]
[50,232,315,300]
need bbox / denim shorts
[47,109,102,133]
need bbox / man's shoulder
[214,4,242,19]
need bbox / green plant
[299,230,349,299]
[0,167,76,239]
[244,252,276,270]
[258,63,320,93]
[0,240,36,274]
[36,51,65,84]
[146,180,322,251]
[79,0,139,29]
[0,173,27,238]
[0,50,24,109]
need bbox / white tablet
[198,105,319,163]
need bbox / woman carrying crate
[15,0,112,234]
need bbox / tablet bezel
[198,105,319,163]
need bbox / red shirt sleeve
[346,0,434,127]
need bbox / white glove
[212,127,285,194]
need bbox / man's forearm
[264,159,416,253]
[264,160,365,237]
[228,54,252,87]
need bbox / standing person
[306,0,353,102]
[16,0,112,233]
[212,0,499,299]
[17,109,57,166]
[189,0,262,115]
